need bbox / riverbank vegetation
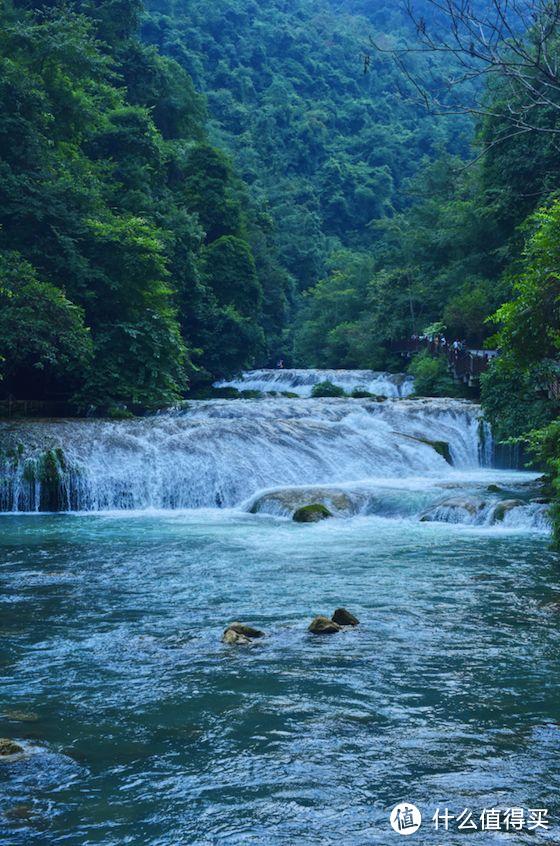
[1,0,560,537]
[0,0,292,412]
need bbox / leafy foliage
[311,381,346,398]
[142,0,473,293]
[0,251,92,395]
[408,352,456,398]
[0,0,289,408]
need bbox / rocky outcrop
[293,504,333,523]
[248,487,354,518]
[394,432,452,464]
[332,608,359,626]
[0,738,24,757]
[308,615,341,634]
[222,622,265,645]
[492,499,524,522]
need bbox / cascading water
[0,393,549,529]
[214,368,415,397]
[1,397,482,512]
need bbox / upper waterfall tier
[214,368,415,398]
[0,397,488,512]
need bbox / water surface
[1,507,559,844]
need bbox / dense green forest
[1,0,560,535]
[142,0,473,293]
[0,0,292,411]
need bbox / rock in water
[225,622,264,639]
[308,615,342,635]
[293,504,333,523]
[222,629,251,646]
[222,622,265,644]
[420,496,485,523]
[332,608,359,627]
[248,486,355,518]
[2,710,38,723]
[0,738,24,757]
[492,499,524,522]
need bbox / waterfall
[214,368,415,398]
[0,397,486,513]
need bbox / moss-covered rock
[37,448,67,511]
[332,608,359,626]
[430,440,452,463]
[293,503,333,523]
[311,381,346,398]
[0,738,24,757]
[487,484,503,494]
[308,615,341,634]
[394,432,452,464]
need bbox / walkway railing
[389,339,498,386]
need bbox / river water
[1,387,559,844]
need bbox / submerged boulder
[332,608,359,627]
[492,499,524,522]
[293,504,333,523]
[0,738,24,757]
[225,622,264,639]
[308,615,341,635]
[420,496,485,523]
[2,711,38,723]
[222,622,264,645]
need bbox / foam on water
[0,397,487,512]
[215,368,415,397]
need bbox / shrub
[311,381,346,398]
[408,352,457,397]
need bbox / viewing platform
[390,339,498,387]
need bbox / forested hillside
[2,0,560,517]
[0,0,292,411]
[142,0,473,292]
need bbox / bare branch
[370,0,560,146]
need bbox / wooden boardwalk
[391,340,498,387]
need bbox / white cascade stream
[0,389,550,528]
[214,368,415,397]
[0,396,490,513]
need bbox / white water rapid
[214,368,415,397]
[0,393,549,530]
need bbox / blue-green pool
[1,509,559,844]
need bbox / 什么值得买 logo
[390,803,422,835]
